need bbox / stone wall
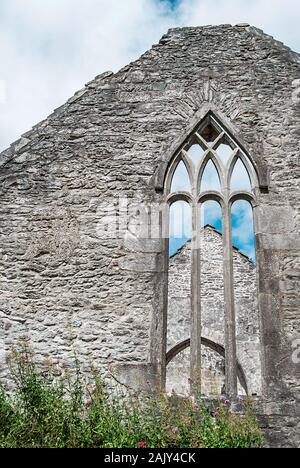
[166,226,261,397]
[0,24,299,446]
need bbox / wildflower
[188,378,193,385]
[183,416,192,426]
[20,356,28,365]
[137,441,147,449]
[212,411,220,418]
[220,396,230,406]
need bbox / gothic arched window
[163,113,260,398]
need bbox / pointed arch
[230,158,252,193]
[166,338,249,395]
[198,155,222,194]
[164,151,194,196]
[185,143,205,168]
[199,158,221,193]
[154,109,269,193]
[160,107,263,399]
[170,160,192,194]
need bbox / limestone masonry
[0,24,299,447]
[167,226,261,398]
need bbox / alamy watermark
[92,196,193,241]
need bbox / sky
[0,0,299,153]
[169,129,256,260]
[0,0,298,260]
[170,199,255,260]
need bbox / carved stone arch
[154,107,269,193]
[160,104,264,399]
[166,338,249,395]
[197,152,224,193]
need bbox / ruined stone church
[0,24,299,447]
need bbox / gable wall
[0,25,299,446]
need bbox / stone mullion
[190,170,201,395]
[222,195,238,399]
[159,202,170,390]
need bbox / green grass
[0,350,263,448]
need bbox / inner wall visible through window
[169,201,191,256]
[200,201,225,397]
[232,200,261,396]
[167,201,192,396]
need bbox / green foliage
[0,350,263,448]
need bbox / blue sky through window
[169,199,256,262]
[169,201,191,256]
[169,236,190,256]
[231,200,256,262]
[200,200,222,233]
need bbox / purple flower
[212,411,220,418]
[137,441,147,449]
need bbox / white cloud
[170,201,192,239]
[0,0,177,151]
[0,0,299,153]
[201,161,221,192]
[200,200,222,228]
[231,159,252,192]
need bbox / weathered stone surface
[0,24,299,447]
[166,226,261,398]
